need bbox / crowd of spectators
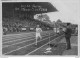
[2,16,51,35]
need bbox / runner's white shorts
[36,33,41,39]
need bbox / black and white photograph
[2,0,79,56]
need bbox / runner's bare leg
[35,36,38,45]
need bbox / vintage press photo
[2,1,78,56]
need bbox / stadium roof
[2,2,58,14]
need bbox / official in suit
[65,23,72,50]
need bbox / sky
[34,0,80,24]
[45,0,80,24]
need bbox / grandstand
[2,2,58,35]
[3,16,53,34]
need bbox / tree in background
[35,14,52,24]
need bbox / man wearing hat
[65,23,72,50]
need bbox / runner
[35,25,42,45]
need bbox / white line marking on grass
[3,36,50,55]
[27,35,63,55]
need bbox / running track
[2,30,63,55]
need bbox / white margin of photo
[0,0,80,58]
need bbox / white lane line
[3,39,34,48]
[3,30,50,37]
[3,34,34,38]
[27,35,63,55]
[3,35,51,55]
[3,34,49,44]
[3,32,35,37]
[2,30,52,40]
[2,35,34,41]
[3,36,35,44]
[3,35,49,48]
[3,33,48,41]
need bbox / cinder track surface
[2,31,64,55]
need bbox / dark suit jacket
[65,28,72,38]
